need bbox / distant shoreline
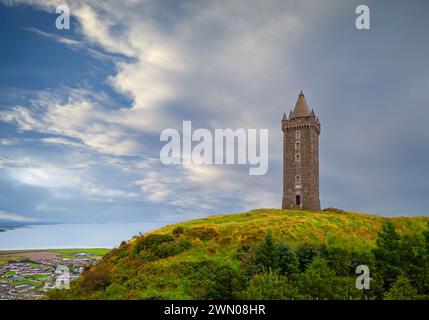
[0,222,162,251]
[0,248,111,260]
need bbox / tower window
[295,142,300,150]
[295,175,301,186]
[295,154,300,162]
[295,130,301,139]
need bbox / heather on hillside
[47,209,429,300]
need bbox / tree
[384,276,419,300]
[296,243,327,271]
[423,221,429,254]
[372,221,402,290]
[277,243,300,276]
[326,247,351,276]
[254,234,280,270]
[239,269,299,300]
[397,234,429,295]
[252,235,299,276]
[296,258,353,300]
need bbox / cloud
[0,210,38,222]
[0,0,340,219]
[0,88,144,156]
[1,0,429,220]
[23,27,118,61]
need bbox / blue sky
[0,0,428,224]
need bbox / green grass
[50,248,110,258]
[0,248,110,258]
[52,208,429,300]
[28,274,50,280]
[10,280,40,287]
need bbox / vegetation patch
[45,209,429,300]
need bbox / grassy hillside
[48,209,429,300]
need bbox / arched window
[295,130,301,139]
[295,175,301,186]
[295,154,300,162]
[295,142,300,150]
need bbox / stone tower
[281,90,321,210]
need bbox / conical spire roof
[290,90,311,119]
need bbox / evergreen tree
[296,243,326,271]
[372,221,402,290]
[254,234,280,270]
[397,234,429,294]
[296,258,352,300]
[239,269,299,300]
[277,243,300,276]
[423,221,429,254]
[383,276,419,300]
[253,235,299,276]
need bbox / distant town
[0,249,109,300]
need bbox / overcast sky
[0,0,428,224]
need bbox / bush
[296,243,327,271]
[326,247,352,276]
[323,207,346,214]
[172,226,184,236]
[384,276,419,300]
[133,234,174,254]
[78,264,113,293]
[372,222,403,290]
[239,269,299,300]
[277,243,300,276]
[185,227,218,241]
[181,260,238,299]
[295,258,354,300]
[152,240,192,258]
[242,235,299,277]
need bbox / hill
[48,209,429,300]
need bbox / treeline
[47,221,429,300]
[235,221,429,299]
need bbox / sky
[0,0,428,224]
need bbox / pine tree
[383,276,419,300]
[372,221,402,290]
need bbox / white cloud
[0,210,38,222]
[0,0,350,218]
[0,88,144,156]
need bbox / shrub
[384,276,419,300]
[181,260,238,299]
[239,269,299,300]
[296,243,327,271]
[397,234,429,294]
[185,227,218,241]
[172,226,184,236]
[277,243,300,276]
[372,221,402,290]
[152,240,192,258]
[206,247,216,255]
[105,283,126,300]
[295,258,353,300]
[325,247,352,276]
[242,235,299,277]
[133,234,174,254]
[78,264,113,293]
[323,207,346,214]
[253,234,279,270]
